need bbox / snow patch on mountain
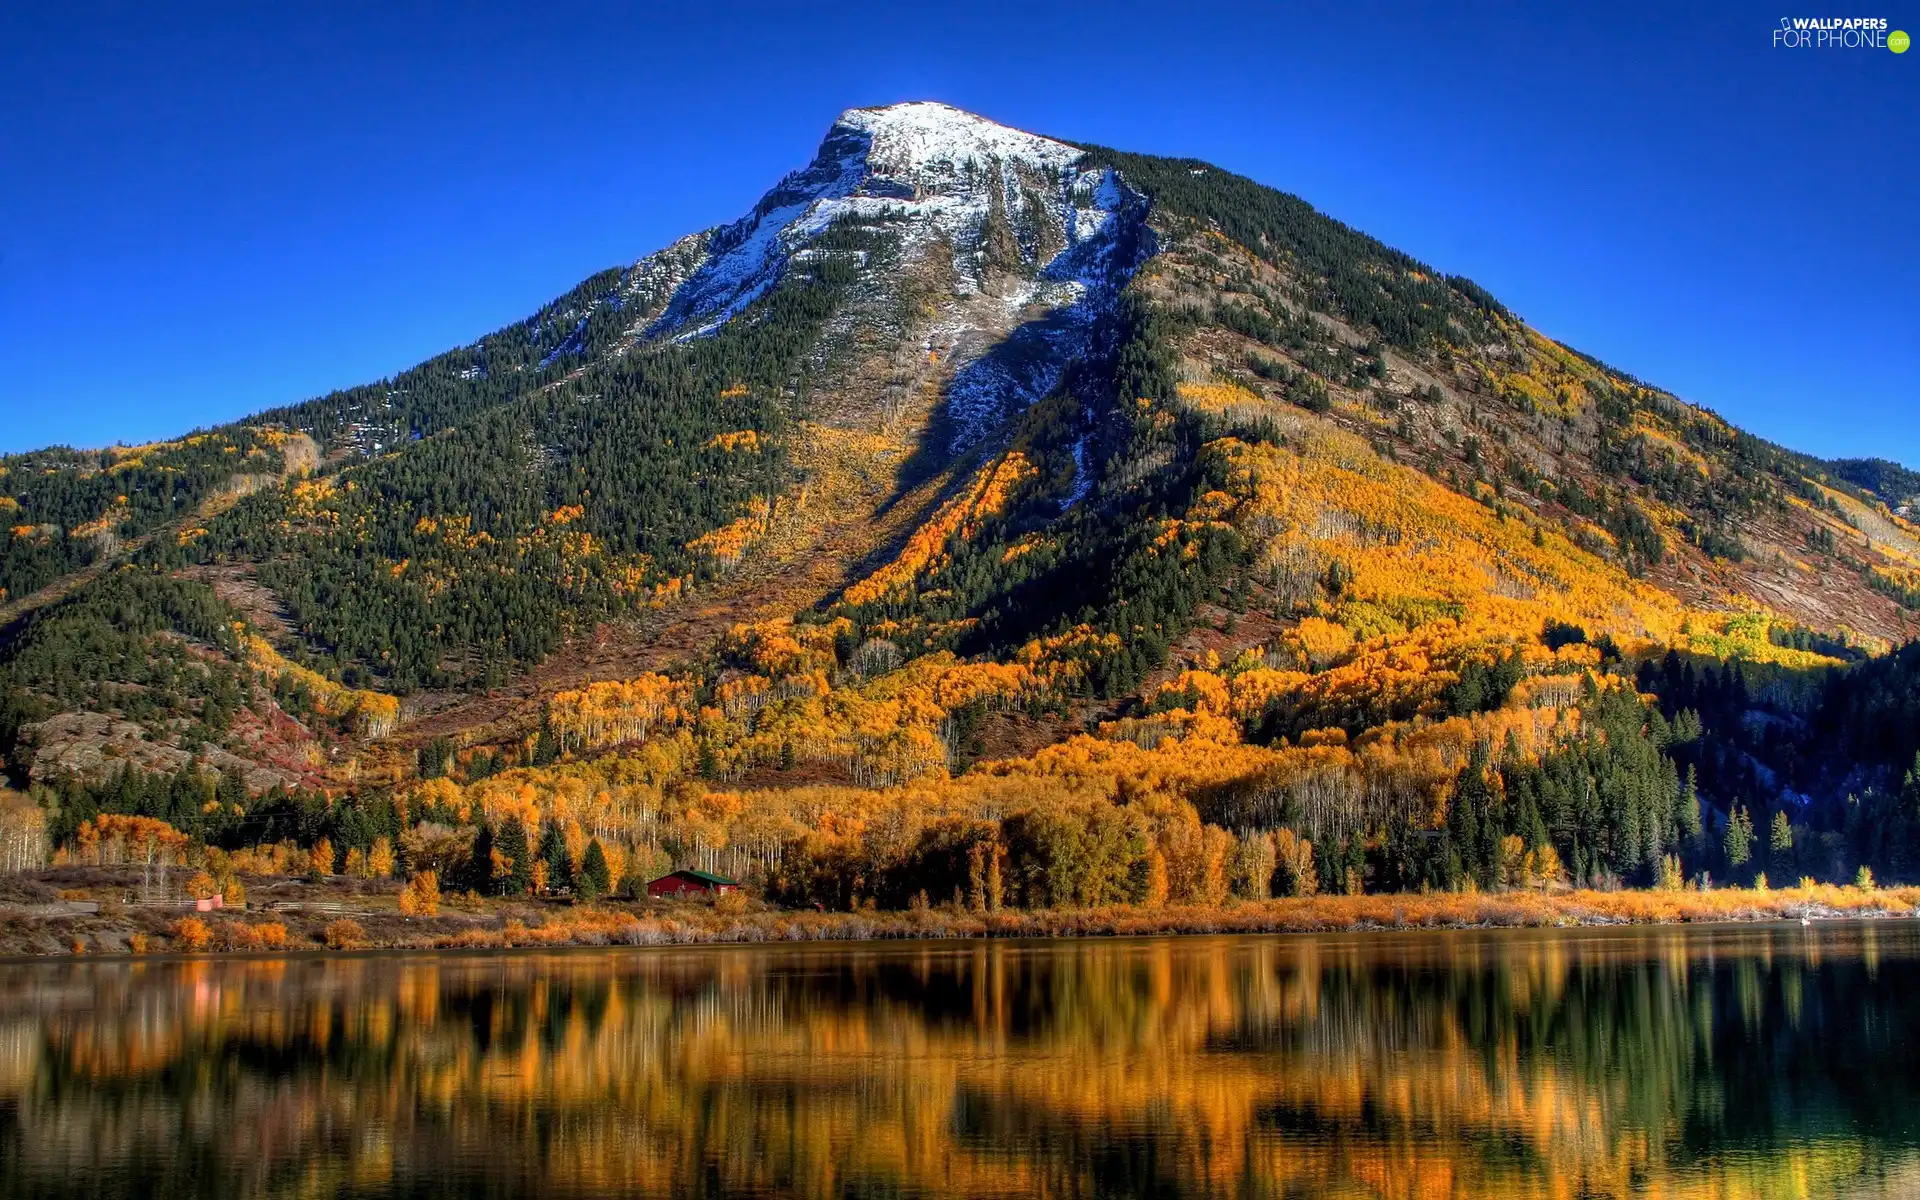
[614,233,709,344]
[539,315,591,368]
[1060,432,1094,512]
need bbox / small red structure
[646,869,740,898]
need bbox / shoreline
[4,881,1917,959]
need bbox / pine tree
[1769,810,1793,855]
[1724,805,1755,873]
[1450,746,1495,887]
[465,823,496,894]
[577,838,611,901]
[1903,755,1920,879]
[1678,767,1703,840]
[532,722,559,767]
[539,821,574,893]
[496,817,531,897]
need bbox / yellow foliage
[724,617,845,679]
[399,870,441,916]
[68,506,128,540]
[287,476,338,521]
[1676,609,1845,670]
[705,430,763,453]
[68,815,189,867]
[548,673,695,755]
[169,918,212,952]
[687,496,777,567]
[1288,617,1354,668]
[241,634,400,737]
[1201,433,1684,645]
[844,453,1037,606]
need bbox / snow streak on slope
[939,166,1153,451]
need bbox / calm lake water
[1,922,1917,1198]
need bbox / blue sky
[2,2,1914,464]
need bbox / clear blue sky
[2,2,1914,464]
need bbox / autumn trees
[548,674,692,756]
[398,869,440,916]
[67,814,189,893]
[0,791,47,872]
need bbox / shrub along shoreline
[4,879,1917,958]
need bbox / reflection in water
[1,924,1916,1198]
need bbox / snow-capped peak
[643,102,1107,340]
[633,103,1155,457]
[833,102,1085,189]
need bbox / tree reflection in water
[1,923,1916,1198]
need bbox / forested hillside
[5,102,1919,919]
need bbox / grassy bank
[4,868,1918,957]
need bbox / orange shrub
[216,921,290,952]
[322,919,367,950]
[170,917,212,952]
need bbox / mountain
[6,102,1920,897]
[1828,457,1920,512]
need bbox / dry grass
[273,884,1920,951]
[22,884,1918,958]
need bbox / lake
[1,922,1916,1198]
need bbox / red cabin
[646,869,740,898]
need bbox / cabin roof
[654,869,739,887]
